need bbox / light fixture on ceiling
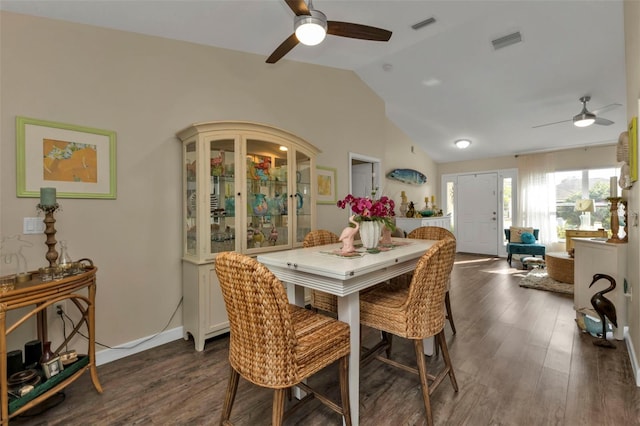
[573,112,596,127]
[279,146,288,151]
[455,139,471,149]
[294,10,328,46]
[573,96,596,127]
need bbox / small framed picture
[316,166,337,205]
[42,357,64,379]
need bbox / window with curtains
[554,168,618,239]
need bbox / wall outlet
[55,301,66,315]
[23,217,45,234]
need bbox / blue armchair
[505,228,545,267]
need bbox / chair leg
[413,339,434,426]
[507,253,512,266]
[445,291,456,335]
[339,355,352,426]
[220,367,239,425]
[437,330,458,392]
[382,331,393,358]
[272,388,287,426]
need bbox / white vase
[359,221,381,249]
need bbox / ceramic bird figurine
[589,273,618,348]
[339,215,360,254]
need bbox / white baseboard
[95,327,184,366]
[625,329,640,387]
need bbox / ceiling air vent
[411,17,436,30]
[491,31,522,50]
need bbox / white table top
[258,238,436,296]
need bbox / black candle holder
[37,203,60,267]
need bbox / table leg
[88,283,103,393]
[286,282,305,307]
[337,293,360,426]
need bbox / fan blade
[592,103,622,115]
[594,117,614,126]
[327,21,392,41]
[532,118,572,129]
[285,0,310,16]
[266,33,299,64]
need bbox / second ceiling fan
[533,96,621,128]
[266,0,392,64]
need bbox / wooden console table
[0,267,102,424]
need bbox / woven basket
[546,253,574,284]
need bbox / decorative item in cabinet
[176,121,319,350]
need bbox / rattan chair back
[407,226,456,244]
[406,226,457,334]
[402,238,456,338]
[215,251,297,388]
[303,229,340,248]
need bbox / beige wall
[624,0,640,379]
[0,12,413,353]
[383,121,439,211]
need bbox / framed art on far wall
[16,116,117,199]
[630,116,638,183]
[316,166,337,205]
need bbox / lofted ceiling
[0,0,627,164]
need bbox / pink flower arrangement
[337,193,396,229]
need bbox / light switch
[23,217,45,234]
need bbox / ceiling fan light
[295,12,327,46]
[455,139,471,149]
[573,112,596,127]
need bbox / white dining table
[257,238,437,426]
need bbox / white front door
[457,173,499,254]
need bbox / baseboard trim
[625,329,640,387]
[95,327,184,366]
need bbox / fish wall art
[386,169,427,185]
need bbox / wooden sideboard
[395,216,453,236]
[573,238,627,340]
[0,267,102,424]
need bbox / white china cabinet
[177,121,319,350]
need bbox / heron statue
[589,273,618,348]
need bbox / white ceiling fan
[533,96,621,128]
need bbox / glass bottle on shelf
[58,240,73,271]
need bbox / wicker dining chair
[303,230,340,313]
[405,226,457,334]
[359,239,458,426]
[214,252,352,426]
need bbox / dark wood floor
[13,254,640,425]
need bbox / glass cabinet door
[295,149,312,244]
[245,138,290,251]
[184,141,197,256]
[209,138,237,255]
